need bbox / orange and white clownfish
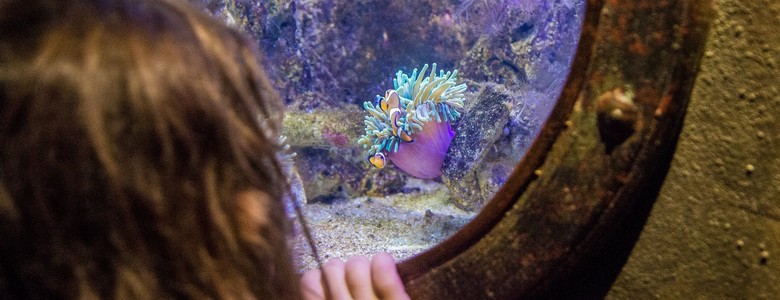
[388,108,402,136]
[380,90,400,112]
[367,152,386,169]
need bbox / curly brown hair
[0,0,299,298]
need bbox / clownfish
[383,90,400,111]
[398,129,414,142]
[367,152,386,169]
[388,108,402,136]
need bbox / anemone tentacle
[358,63,468,173]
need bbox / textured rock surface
[442,84,511,211]
[192,0,580,110]
[608,0,780,298]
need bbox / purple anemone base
[388,120,455,179]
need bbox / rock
[442,83,512,211]
[292,147,362,203]
[282,109,364,149]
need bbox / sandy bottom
[290,179,476,271]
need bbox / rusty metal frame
[397,0,714,298]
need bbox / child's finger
[322,258,353,300]
[370,253,410,300]
[301,268,325,300]
[345,256,374,300]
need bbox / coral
[358,63,467,178]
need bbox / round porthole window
[193,0,714,298]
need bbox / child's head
[0,0,297,298]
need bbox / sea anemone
[357,63,467,178]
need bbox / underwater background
[190,0,585,270]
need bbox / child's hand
[301,253,410,300]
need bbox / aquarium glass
[192,0,586,270]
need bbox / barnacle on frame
[357,63,467,178]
